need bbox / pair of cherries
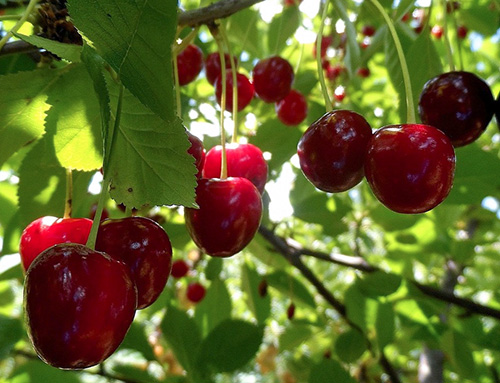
[21,215,172,369]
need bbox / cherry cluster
[171,259,207,303]
[176,45,308,126]
[298,70,496,214]
[21,215,173,369]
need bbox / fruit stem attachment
[85,177,110,250]
[0,0,38,51]
[369,0,416,124]
[317,0,333,112]
[63,168,73,219]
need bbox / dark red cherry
[24,243,137,369]
[171,259,190,279]
[186,282,206,303]
[202,143,268,194]
[252,56,294,103]
[96,217,172,309]
[357,67,370,78]
[297,110,372,193]
[184,177,262,257]
[457,25,468,39]
[418,71,495,147]
[287,302,296,320]
[176,44,204,86]
[19,216,92,271]
[364,124,456,214]
[214,72,254,112]
[205,52,238,86]
[275,90,308,126]
[361,25,376,37]
[186,130,205,177]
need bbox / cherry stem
[0,0,38,51]
[369,0,416,124]
[441,0,456,71]
[63,168,73,219]
[172,27,199,56]
[173,48,182,117]
[214,30,228,179]
[317,0,333,112]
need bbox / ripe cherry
[96,217,172,309]
[364,124,456,214]
[252,56,294,103]
[176,44,204,86]
[457,25,468,39]
[19,216,92,271]
[361,25,376,37]
[186,282,206,303]
[297,110,372,193]
[418,71,495,147]
[313,36,333,59]
[214,72,254,112]
[326,64,344,81]
[205,52,238,86]
[184,177,262,257]
[357,67,370,78]
[202,143,268,194]
[431,25,443,39]
[171,259,190,279]
[275,90,308,126]
[24,243,137,369]
[186,130,205,177]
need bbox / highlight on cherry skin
[24,243,137,370]
[19,216,93,271]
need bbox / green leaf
[370,203,419,231]
[357,271,402,297]
[67,0,177,121]
[0,315,23,359]
[279,323,313,352]
[332,0,360,76]
[461,5,499,35]
[111,364,160,383]
[204,257,223,281]
[106,83,197,208]
[375,302,395,349]
[309,358,357,383]
[344,283,368,331]
[225,8,263,58]
[267,6,301,55]
[118,321,156,361]
[194,278,232,336]
[161,305,202,374]
[442,330,477,380]
[9,360,83,383]
[334,328,367,363]
[14,33,82,62]
[266,270,316,308]
[0,182,18,230]
[197,319,264,373]
[241,262,271,325]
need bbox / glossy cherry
[184,177,262,257]
[297,110,372,193]
[186,282,206,303]
[275,90,308,126]
[96,216,172,309]
[24,243,137,369]
[186,130,205,177]
[171,259,190,279]
[214,72,254,112]
[418,71,495,147]
[252,56,294,103]
[19,216,93,271]
[205,52,238,86]
[364,124,456,214]
[202,143,268,194]
[176,44,204,86]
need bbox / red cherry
[284,0,302,6]
[95,217,172,309]
[176,44,204,86]
[275,90,308,126]
[418,71,495,147]
[287,302,296,320]
[313,36,333,59]
[24,243,137,369]
[361,25,376,37]
[457,25,468,39]
[334,86,346,102]
[364,124,456,214]
[326,64,344,81]
[202,143,268,194]
[205,52,238,86]
[431,25,443,39]
[214,72,254,112]
[186,130,205,177]
[171,259,190,279]
[19,216,93,271]
[184,178,262,257]
[186,282,206,303]
[297,110,372,193]
[252,56,294,103]
[357,67,370,78]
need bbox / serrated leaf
[197,319,263,373]
[266,270,316,308]
[194,278,232,336]
[309,358,357,383]
[68,0,177,121]
[241,262,271,325]
[267,6,301,55]
[334,328,367,363]
[14,33,82,62]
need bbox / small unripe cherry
[186,282,206,303]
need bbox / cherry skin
[186,130,205,177]
[297,110,372,193]
[186,282,206,303]
[24,243,137,369]
[19,216,93,271]
[361,25,376,37]
[171,259,190,279]
[275,89,308,126]
[364,124,456,214]
[95,216,172,309]
[176,44,204,86]
[418,71,495,147]
[214,72,254,112]
[205,52,238,86]
[252,56,294,103]
[202,143,268,194]
[184,177,263,258]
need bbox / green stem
[215,34,228,179]
[63,168,73,219]
[369,0,416,123]
[172,27,200,56]
[0,0,38,51]
[173,49,182,117]
[317,0,333,112]
[85,177,110,250]
[441,0,455,71]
